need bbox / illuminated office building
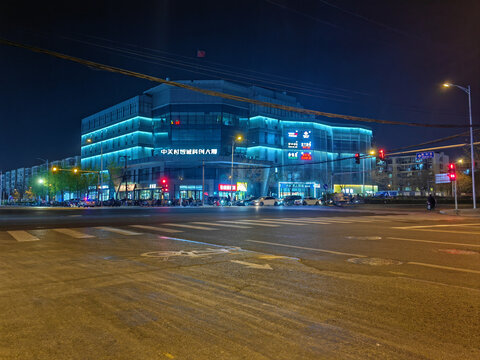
[80,80,374,200]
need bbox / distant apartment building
[1,156,80,200]
[378,152,450,196]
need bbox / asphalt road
[0,206,479,359]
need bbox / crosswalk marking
[7,231,40,242]
[162,223,218,231]
[53,228,95,239]
[248,219,307,226]
[130,225,183,233]
[191,222,252,229]
[224,220,279,227]
[95,227,142,236]
[275,218,331,225]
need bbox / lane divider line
[246,239,367,258]
[388,237,480,248]
[407,262,480,275]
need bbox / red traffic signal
[355,153,360,164]
[447,163,456,181]
[378,149,385,161]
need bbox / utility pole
[202,160,205,206]
[0,170,3,206]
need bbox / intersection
[0,206,479,359]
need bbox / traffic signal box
[355,153,360,164]
[378,149,385,161]
[448,163,456,181]
[160,178,168,192]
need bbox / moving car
[251,196,281,206]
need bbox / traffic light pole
[454,179,458,212]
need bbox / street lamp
[443,82,476,208]
[231,135,244,204]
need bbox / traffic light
[355,153,360,164]
[378,149,385,161]
[160,177,168,191]
[448,163,456,181]
[52,166,58,173]
[73,168,79,174]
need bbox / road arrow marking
[230,260,273,270]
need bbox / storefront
[278,182,320,198]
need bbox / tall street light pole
[444,83,476,208]
[231,135,243,204]
[36,158,49,202]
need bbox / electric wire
[0,38,475,130]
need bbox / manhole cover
[347,257,402,266]
[141,248,231,258]
[345,236,382,240]
[438,249,479,255]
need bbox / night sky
[1,0,479,170]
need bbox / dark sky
[0,0,479,170]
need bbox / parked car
[303,197,322,205]
[251,196,281,206]
[78,199,95,207]
[283,195,303,206]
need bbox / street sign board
[416,151,434,160]
[435,173,450,184]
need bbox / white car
[302,197,322,205]
[252,196,281,206]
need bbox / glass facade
[80,80,373,199]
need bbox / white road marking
[407,262,480,275]
[388,237,480,248]
[396,277,480,293]
[53,228,95,239]
[230,260,273,270]
[7,231,40,242]
[162,223,218,231]
[396,229,480,235]
[130,225,183,233]
[228,220,279,227]
[244,219,307,226]
[95,227,142,235]
[191,222,252,229]
[275,218,331,224]
[393,223,480,229]
[247,240,367,258]
[296,217,353,224]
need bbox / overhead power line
[0,38,476,129]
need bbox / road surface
[0,206,478,359]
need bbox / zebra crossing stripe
[130,225,183,233]
[226,220,279,227]
[7,231,40,242]
[162,223,218,231]
[191,222,252,229]
[95,227,142,235]
[248,219,307,226]
[53,228,95,239]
